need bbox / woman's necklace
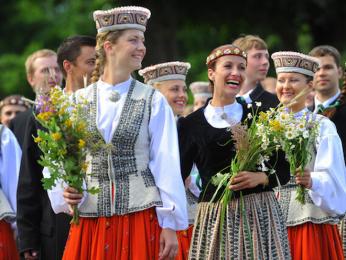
[220,107,237,127]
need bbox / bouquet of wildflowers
[210,102,279,257]
[271,109,319,204]
[34,86,98,224]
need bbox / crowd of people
[0,4,346,260]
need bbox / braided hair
[91,30,124,83]
[323,64,346,118]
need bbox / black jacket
[310,99,346,164]
[178,102,290,202]
[8,109,33,149]
[249,83,279,110]
[16,112,71,260]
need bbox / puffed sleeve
[42,168,87,214]
[0,126,21,214]
[149,91,188,231]
[309,117,346,215]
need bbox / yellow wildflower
[65,119,72,128]
[59,149,67,156]
[37,111,53,121]
[34,136,42,143]
[259,111,268,121]
[57,107,66,116]
[76,122,86,133]
[78,139,86,149]
[50,88,62,106]
[52,132,62,141]
[269,119,282,132]
[81,162,88,172]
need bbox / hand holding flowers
[210,102,278,258]
[271,109,319,204]
[295,169,312,189]
[229,171,269,191]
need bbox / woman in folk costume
[139,61,190,119]
[272,51,346,260]
[0,125,20,260]
[178,44,291,259]
[308,46,346,258]
[140,62,196,259]
[46,6,188,260]
[190,81,212,111]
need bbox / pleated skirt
[288,222,343,260]
[62,208,161,260]
[189,191,291,260]
[176,225,194,260]
[0,220,19,260]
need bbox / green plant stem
[71,204,79,225]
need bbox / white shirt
[44,78,188,230]
[204,100,243,128]
[296,109,346,215]
[313,90,340,113]
[237,89,254,104]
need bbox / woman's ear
[208,68,214,82]
[307,79,313,90]
[103,40,113,53]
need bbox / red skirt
[176,225,193,260]
[0,220,19,260]
[63,208,161,260]
[288,222,343,260]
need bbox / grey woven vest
[78,80,163,217]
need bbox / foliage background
[1,0,345,101]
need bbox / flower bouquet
[34,86,98,224]
[272,109,319,204]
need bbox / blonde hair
[25,49,57,77]
[91,30,124,83]
[233,35,267,52]
[152,82,162,89]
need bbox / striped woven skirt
[339,218,346,259]
[189,191,291,260]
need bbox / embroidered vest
[77,80,163,217]
[277,144,340,226]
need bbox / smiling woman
[178,44,291,259]
[140,61,195,259]
[272,51,346,260]
[139,61,190,117]
[44,6,188,260]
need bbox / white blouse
[296,109,346,215]
[45,78,188,231]
[204,100,243,128]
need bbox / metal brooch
[109,91,120,102]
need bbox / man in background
[16,35,96,260]
[233,35,279,109]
